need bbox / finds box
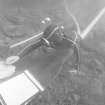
[0,70,44,105]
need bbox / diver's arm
[72,43,80,70]
[5,41,42,65]
[17,40,42,59]
[61,37,80,71]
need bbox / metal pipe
[81,7,105,39]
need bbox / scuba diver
[6,24,80,71]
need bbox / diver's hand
[5,56,20,65]
[0,61,16,79]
